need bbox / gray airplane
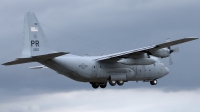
[2,12,198,89]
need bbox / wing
[95,37,198,61]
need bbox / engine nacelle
[118,58,156,65]
[150,48,170,58]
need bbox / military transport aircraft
[2,12,198,89]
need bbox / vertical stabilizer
[2,11,69,66]
[22,11,52,57]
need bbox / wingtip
[63,52,70,54]
[2,63,9,66]
[187,37,198,40]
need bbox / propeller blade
[165,38,177,65]
[166,38,171,49]
[169,55,173,65]
[166,38,171,42]
[171,46,179,53]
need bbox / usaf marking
[79,63,88,69]
[31,40,39,47]
[31,40,39,51]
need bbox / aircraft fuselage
[40,54,169,83]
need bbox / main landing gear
[91,80,125,89]
[91,82,107,89]
[109,80,124,86]
[117,81,124,86]
[109,80,116,86]
[90,79,157,89]
[150,79,157,85]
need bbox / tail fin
[2,11,69,65]
[22,11,52,57]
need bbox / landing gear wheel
[109,80,116,86]
[117,81,124,86]
[92,83,99,89]
[150,79,157,85]
[100,83,107,88]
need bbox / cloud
[1,88,200,112]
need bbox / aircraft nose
[165,67,169,75]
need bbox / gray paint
[0,0,200,94]
[3,12,196,89]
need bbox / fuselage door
[97,65,104,78]
[136,65,147,79]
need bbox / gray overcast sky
[0,0,200,112]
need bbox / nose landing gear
[150,79,157,85]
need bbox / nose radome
[165,67,169,75]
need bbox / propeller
[166,38,179,65]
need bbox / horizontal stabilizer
[2,52,69,66]
[29,65,48,69]
[2,58,34,66]
[32,52,69,60]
